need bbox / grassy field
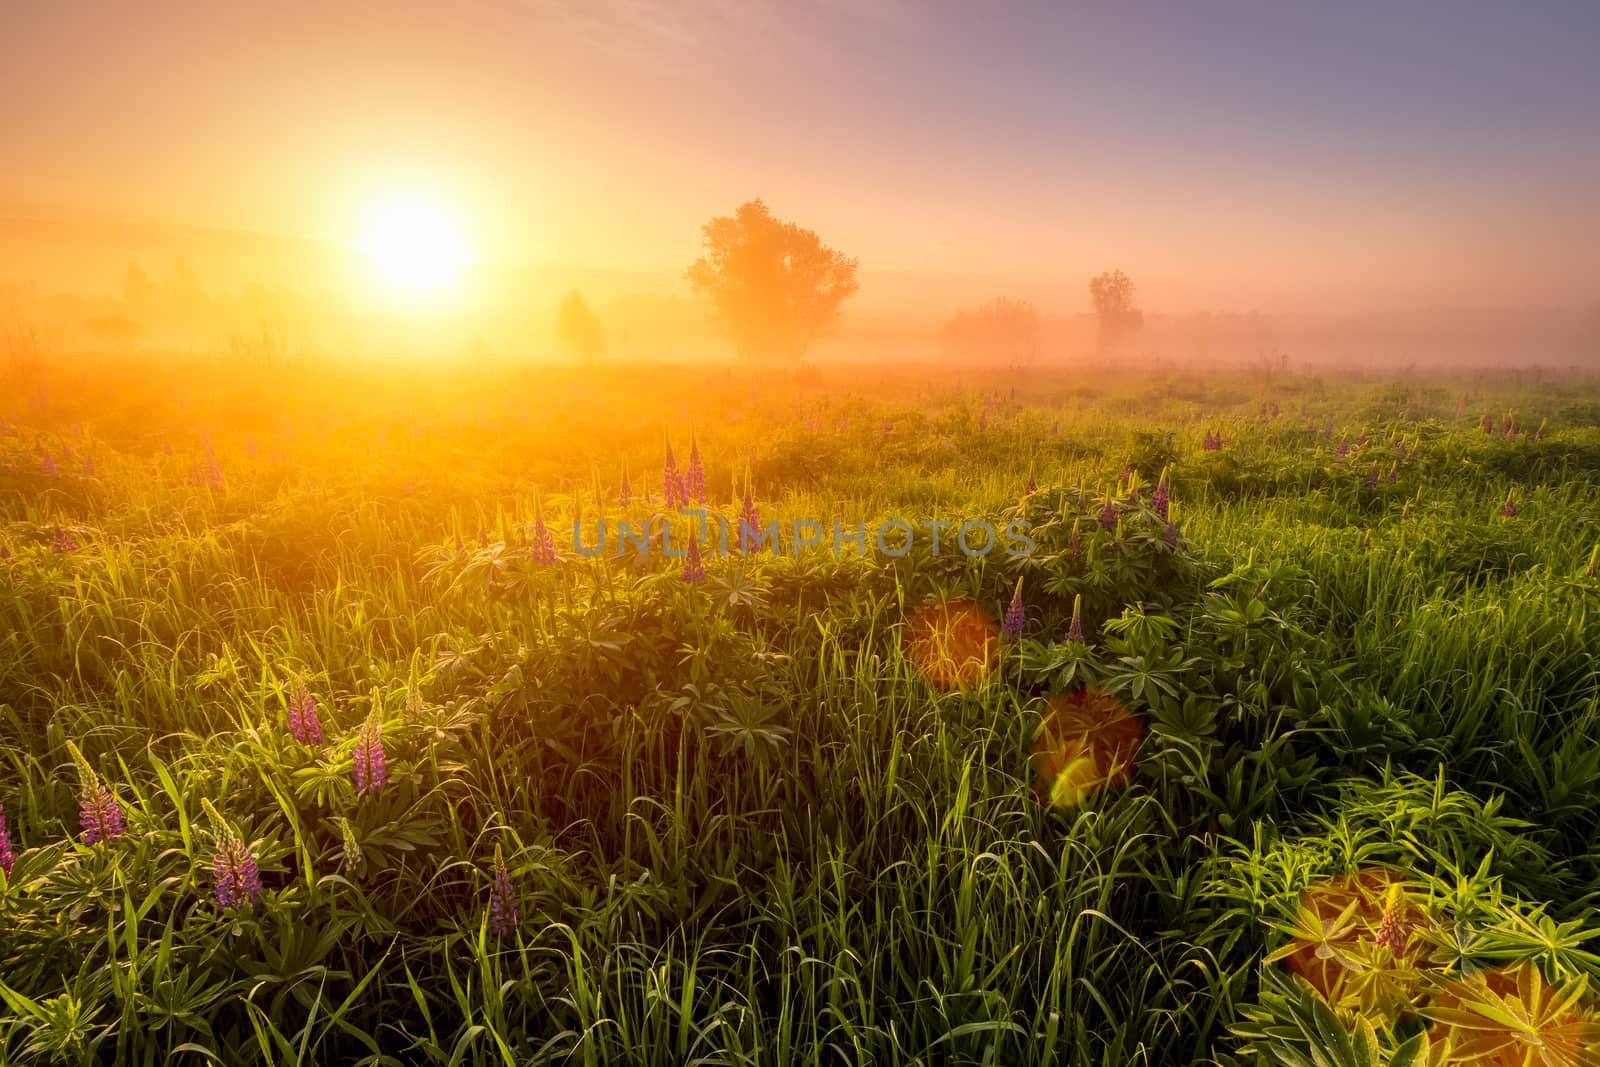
[2,356,1599,1065]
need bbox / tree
[1088,270,1143,351]
[939,297,1040,364]
[686,199,859,362]
[556,290,606,364]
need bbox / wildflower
[488,846,518,937]
[1097,493,1117,531]
[79,781,125,845]
[1049,420,1058,436]
[881,418,892,434]
[212,833,262,908]
[1501,413,1514,437]
[1119,464,1132,486]
[1067,519,1082,559]
[1371,893,1408,959]
[1151,469,1170,521]
[1354,433,1368,449]
[1364,463,1379,487]
[1498,491,1518,518]
[737,490,762,553]
[352,714,388,795]
[618,469,632,508]
[1335,435,1349,457]
[0,802,15,876]
[1025,469,1036,495]
[685,432,706,504]
[663,439,681,511]
[0,543,11,561]
[682,530,706,583]
[1031,688,1140,807]
[1002,578,1025,642]
[41,452,57,476]
[529,504,555,563]
[1534,417,1547,442]
[1386,462,1398,484]
[1482,413,1494,434]
[1065,594,1085,644]
[1162,521,1178,549]
[286,682,324,745]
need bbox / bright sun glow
[358,194,470,293]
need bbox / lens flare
[905,599,998,690]
[1427,963,1600,1067]
[1030,688,1141,807]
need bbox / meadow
[2,354,1599,1066]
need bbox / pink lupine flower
[682,530,705,583]
[286,682,324,745]
[79,782,125,845]
[352,715,387,795]
[212,833,262,908]
[1002,578,1025,642]
[0,802,15,876]
[685,433,706,504]
[1498,491,1517,518]
[488,847,518,937]
[1064,595,1085,644]
[1151,470,1169,521]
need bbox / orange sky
[3,1,1598,315]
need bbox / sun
[357,194,470,293]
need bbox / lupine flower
[79,781,125,845]
[1067,519,1082,559]
[737,490,761,553]
[663,440,681,511]
[685,433,706,504]
[1354,433,1368,449]
[40,451,57,477]
[1002,579,1025,642]
[1162,521,1178,549]
[1364,464,1379,487]
[1584,545,1598,579]
[1064,594,1085,644]
[1534,418,1547,442]
[1097,494,1117,531]
[530,505,555,563]
[1371,893,1408,960]
[352,714,387,795]
[0,802,15,876]
[1386,462,1398,484]
[881,418,892,434]
[681,530,705,583]
[1025,469,1036,495]
[1270,403,1280,419]
[488,846,518,937]
[1482,413,1494,434]
[1049,421,1058,436]
[52,526,77,553]
[1151,470,1169,521]
[1501,414,1514,437]
[1498,491,1518,518]
[618,470,632,508]
[1335,435,1349,457]
[0,543,11,561]
[212,833,262,909]
[286,682,324,745]
[1119,464,1131,485]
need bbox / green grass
[1,357,1599,1065]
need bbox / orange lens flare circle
[905,599,999,691]
[1281,867,1431,1017]
[1030,688,1142,807]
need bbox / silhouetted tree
[686,199,859,362]
[557,290,606,364]
[940,297,1040,364]
[1089,270,1143,351]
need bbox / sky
[3,0,1598,314]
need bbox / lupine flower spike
[352,712,388,795]
[682,528,706,583]
[286,681,324,745]
[66,741,125,845]
[1002,578,1025,642]
[0,802,15,877]
[212,832,262,909]
[1067,518,1082,559]
[618,466,633,508]
[488,844,518,937]
[685,430,706,504]
[1365,463,1379,487]
[738,480,761,554]
[1498,491,1518,519]
[530,493,555,563]
[1098,491,1117,531]
[1151,468,1169,521]
[1025,468,1036,495]
[663,436,681,511]
[1065,595,1085,644]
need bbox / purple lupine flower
[286,682,324,745]
[1501,414,1514,438]
[1064,595,1085,644]
[663,440,681,511]
[1364,464,1379,487]
[1119,464,1132,485]
[1355,433,1368,450]
[685,434,706,504]
[1151,470,1169,521]
[0,543,11,561]
[1386,463,1398,485]
[0,802,15,877]
[1162,521,1179,549]
[530,507,555,563]
[682,531,705,583]
[41,452,57,477]
[1335,435,1349,457]
[1270,403,1280,419]
[1002,579,1025,642]
[212,833,262,908]
[1025,470,1037,495]
[1067,520,1082,559]
[79,781,125,845]
[1482,414,1494,435]
[52,526,77,553]
[1098,495,1117,531]
[1049,420,1058,436]
[352,716,387,795]
[1534,418,1547,442]
[738,490,762,553]
[488,848,518,937]
[619,471,633,508]
[1498,492,1517,518]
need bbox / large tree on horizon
[686,199,859,363]
[1088,269,1143,351]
